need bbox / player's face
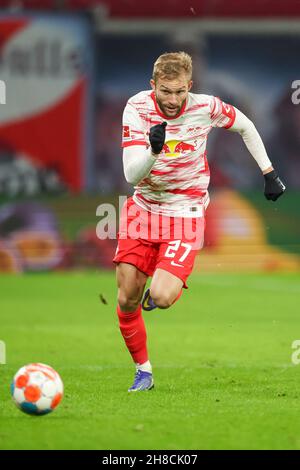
[150,74,193,118]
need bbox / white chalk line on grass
[56,363,297,371]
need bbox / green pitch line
[0,271,300,450]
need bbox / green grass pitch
[0,271,300,450]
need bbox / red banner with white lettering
[0,15,92,195]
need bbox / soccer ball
[11,363,63,415]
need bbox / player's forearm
[123,146,157,185]
[230,108,272,173]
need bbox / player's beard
[156,96,186,118]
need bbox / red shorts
[113,197,205,288]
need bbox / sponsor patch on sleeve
[122,125,131,140]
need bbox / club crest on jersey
[161,140,196,158]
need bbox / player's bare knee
[118,293,140,312]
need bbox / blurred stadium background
[0,0,300,274]
[2,0,300,453]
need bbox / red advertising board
[0,15,92,193]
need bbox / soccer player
[113,52,285,392]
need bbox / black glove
[264,170,286,201]
[149,121,167,154]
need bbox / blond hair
[153,52,192,82]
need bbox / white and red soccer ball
[11,363,63,415]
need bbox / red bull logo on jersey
[161,140,196,158]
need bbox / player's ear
[188,80,193,91]
[150,79,155,90]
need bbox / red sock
[117,304,148,364]
[172,289,183,305]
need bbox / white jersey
[122,90,236,217]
